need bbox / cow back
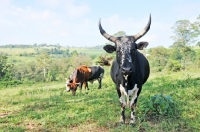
[75,66,92,83]
[88,66,104,81]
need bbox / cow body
[88,66,104,88]
[99,15,151,124]
[66,65,104,95]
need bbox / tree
[148,46,169,71]
[170,19,200,70]
[170,20,198,47]
[0,55,13,80]
[195,50,200,68]
[113,31,126,37]
[36,52,52,78]
[192,14,200,40]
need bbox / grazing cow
[65,65,104,95]
[99,14,151,125]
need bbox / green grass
[68,48,104,56]
[0,71,200,131]
[0,47,104,56]
[0,48,36,55]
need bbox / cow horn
[133,14,151,42]
[99,19,117,43]
[76,83,81,84]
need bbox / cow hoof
[129,122,136,126]
[118,121,125,125]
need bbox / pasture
[68,48,104,56]
[0,47,104,56]
[0,70,200,132]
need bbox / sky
[0,0,200,48]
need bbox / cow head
[65,78,80,96]
[99,15,151,76]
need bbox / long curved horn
[99,19,117,43]
[133,14,151,41]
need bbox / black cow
[99,14,151,125]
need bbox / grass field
[0,48,36,55]
[0,70,200,132]
[68,48,104,56]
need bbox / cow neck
[72,69,79,84]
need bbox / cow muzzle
[66,84,70,92]
[122,66,133,75]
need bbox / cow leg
[120,105,126,124]
[86,81,89,90]
[98,78,102,89]
[82,82,88,91]
[80,82,83,92]
[129,84,139,125]
[119,84,126,124]
[98,73,104,89]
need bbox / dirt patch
[0,112,13,118]
[26,122,43,130]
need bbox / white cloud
[0,0,10,8]
[36,0,61,8]
[64,0,90,18]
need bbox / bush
[141,94,176,116]
[166,60,181,72]
[0,80,23,88]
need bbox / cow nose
[122,67,133,75]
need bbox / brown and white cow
[65,65,104,95]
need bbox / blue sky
[0,0,200,48]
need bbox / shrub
[141,94,176,116]
[0,80,23,88]
[166,60,181,72]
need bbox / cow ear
[103,45,116,53]
[65,78,68,81]
[136,42,149,50]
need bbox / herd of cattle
[65,14,151,125]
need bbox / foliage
[170,20,199,47]
[148,46,169,71]
[68,54,93,69]
[36,52,52,79]
[0,80,23,88]
[194,50,200,68]
[169,47,182,60]
[0,55,14,80]
[141,94,176,116]
[166,59,181,72]
[170,17,200,70]
[113,31,126,37]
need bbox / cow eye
[131,48,135,52]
